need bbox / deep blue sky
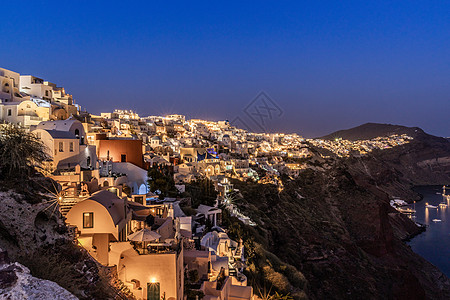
[1,1,449,137]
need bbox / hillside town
[0,67,414,300]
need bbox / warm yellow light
[150,277,157,283]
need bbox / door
[147,282,160,300]
[121,154,127,162]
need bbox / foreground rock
[0,248,77,300]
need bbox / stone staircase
[59,198,82,216]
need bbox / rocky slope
[0,177,130,300]
[0,248,77,299]
[232,168,450,299]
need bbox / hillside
[320,123,425,141]
[230,167,450,299]
[0,177,133,299]
[345,128,450,200]
[226,127,450,299]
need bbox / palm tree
[0,124,49,178]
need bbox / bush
[0,124,49,179]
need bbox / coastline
[407,185,450,278]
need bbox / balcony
[132,241,181,256]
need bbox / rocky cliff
[227,125,450,300]
[345,126,450,200]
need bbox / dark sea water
[408,186,450,277]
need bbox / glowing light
[150,277,157,283]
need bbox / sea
[408,186,450,277]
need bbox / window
[7,109,11,116]
[83,212,93,228]
[75,129,80,137]
[69,142,74,152]
[121,154,126,162]
[59,142,64,152]
[134,196,144,205]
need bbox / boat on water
[439,203,448,208]
[397,207,416,214]
[432,219,442,222]
[425,203,438,209]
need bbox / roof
[35,119,80,132]
[183,250,209,258]
[211,256,228,272]
[172,202,186,218]
[197,204,221,216]
[127,200,148,211]
[87,190,127,226]
[45,130,77,139]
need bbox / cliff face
[345,130,450,200]
[231,128,450,300]
[234,167,450,300]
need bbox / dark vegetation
[0,124,49,179]
[0,125,52,197]
[184,269,205,300]
[183,178,217,208]
[148,164,178,198]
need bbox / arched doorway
[138,184,147,195]
[147,282,160,300]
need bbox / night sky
[1,1,449,137]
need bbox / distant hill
[320,123,425,141]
